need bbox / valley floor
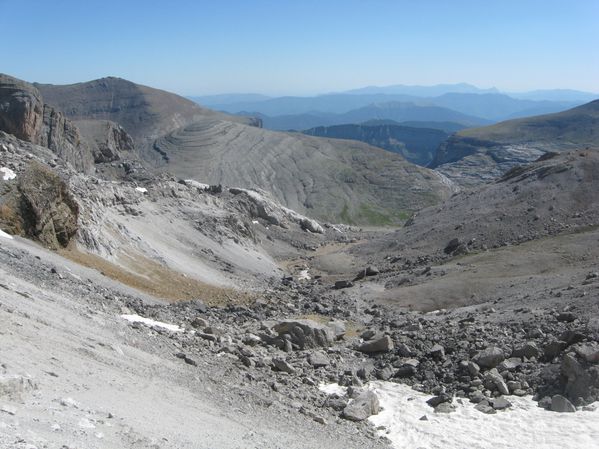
[0,235,388,449]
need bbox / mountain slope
[303,123,448,166]
[431,100,599,186]
[152,119,454,225]
[35,77,256,159]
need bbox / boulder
[342,390,380,421]
[512,342,541,359]
[273,319,334,349]
[551,395,576,413]
[561,352,599,404]
[334,280,353,289]
[473,346,505,368]
[308,351,330,368]
[272,358,295,374]
[572,342,599,364]
[357,335,394,354]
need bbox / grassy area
[59,246,253,306]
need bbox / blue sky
[1,0,597,95]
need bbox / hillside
[152,119,454,225]
[431,100,599,186]
[36,77,257,160]
[303,123,448,166]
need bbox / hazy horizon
[1,0,598,97]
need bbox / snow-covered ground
[1,166,16,180]
[367,381,599,449]
[0,229,13,240]
[120,314,183,332]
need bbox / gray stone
[491,397,512,410]
[273,320,334,349]
[484,369,509,395]
[356,335,394,354]
[512,342,541,359]
[434,402,456,414]
[308,351,330,368]
[334,280,353,289]
[272,358,295,374]
[342,390,380,421]
[474,401,497,414]
[572,342,599,364]
[551,395,576,413]
[473,347,505,368]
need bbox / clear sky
[1,0,598,96]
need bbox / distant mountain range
[190,84,597,132]
[239,102,489,131]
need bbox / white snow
[135,187,148,193]
[120,314,183,332]
[297,269,311,281]
[319,383,347,396]
[184,179,210,190]
[1,167,16,181]
[252,220,260,225]
[320,382,599,449]
[368,381,599,449]
[0,229,13,240]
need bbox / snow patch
[184,179,210,190]
[0,229,13,240]
[367,381,599,449]
[318,383,347,396]
[121,314,183,332]
[297,269,311,281]
[1,167,16,181]
[135,187,148,193]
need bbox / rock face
[272,320,334,349]
[75,119,135,163]
[342,390,380,421]
[0,74,94,172]
[0,73,44,143]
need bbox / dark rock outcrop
[0,162,79,249]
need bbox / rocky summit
[0,71,598,449]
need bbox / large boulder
[342,390,380,421]
[561,351,599,404]
[272,319,334,349]
[357,335,394,354]
[473,346,505,368]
